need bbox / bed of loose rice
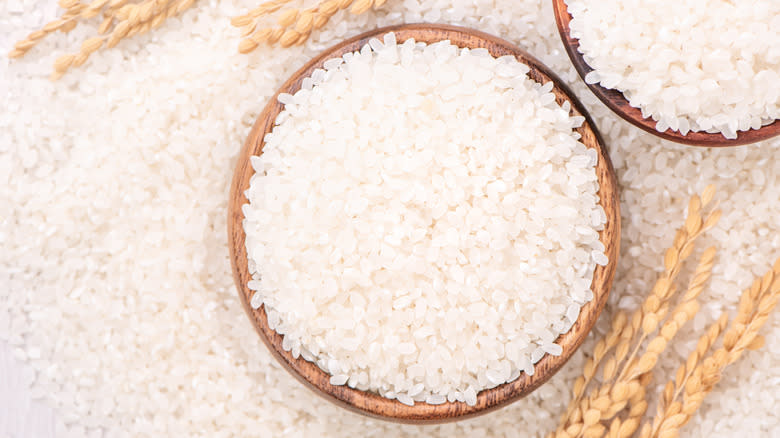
[566,0,780,138]
[1,0,779,437]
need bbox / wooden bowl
[552,0,780,147]
[228,23,620,423]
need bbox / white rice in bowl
[242,34,608,406]
[566,0,780,139]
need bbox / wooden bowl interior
[551,0,780,147]
[228,23,620,424]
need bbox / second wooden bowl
[228,23,620,423]
[552,0,780,147]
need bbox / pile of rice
[242,34,606,406]
[566,0,780,138]
[1,0,779,436]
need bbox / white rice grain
[566,0,780,138]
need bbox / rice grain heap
[5,0,780,436]
[565,0,780,139]
[242,34,607,406]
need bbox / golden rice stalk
[98,16,114,34]
[43,0,197,80]
[639,312,729,438]
[294,10,315,34]
[565,311,627,425]
[267,27,284,44]
[12,0,197,79]
[233,0,392,53]
[350,0,373,14]
[279,29,300,47]
[319,0,340,16]
[9,12,80,58]
[82,0,111,18]
[605,382,648,438]
[238,38,260,54]
[312,13,330,30]
[613,195,720,385]
[240,22,257,37]
[645,258,780,438]
[276,8,299,27]
[231,14,255,28]
[105,0,128,11]
[550,187,720,438]
[620,247,717,382]
[550,183,776,438]
[59,0,81,8]
[558,247,712,438]
[294,32,309,46]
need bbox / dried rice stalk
[604,379,648,438]
[641,258,780,438]
[615,195,719,378]
[638,313,729,438]
[551,185,778,438]
[9,0,198,79]
[619,246,717,382]
[233,0,390,53]
[550,187,720,438]
[569,311,628,417]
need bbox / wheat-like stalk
[570,311,628,415]
[233,0,390,53]
[10,0,197,79]
[605,379,649,438]
[644,258,780,438]
[615,197,720,380]
[550,188,720,438]
[619,246,717,383]
[9,4,84,59]
[639,312,729,438]
[564,244,714,438]
[552,185,780,438]
[596,247,717,438]
[609,194,715,382]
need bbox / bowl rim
[228,23,621,424]
[551,0,780,147]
